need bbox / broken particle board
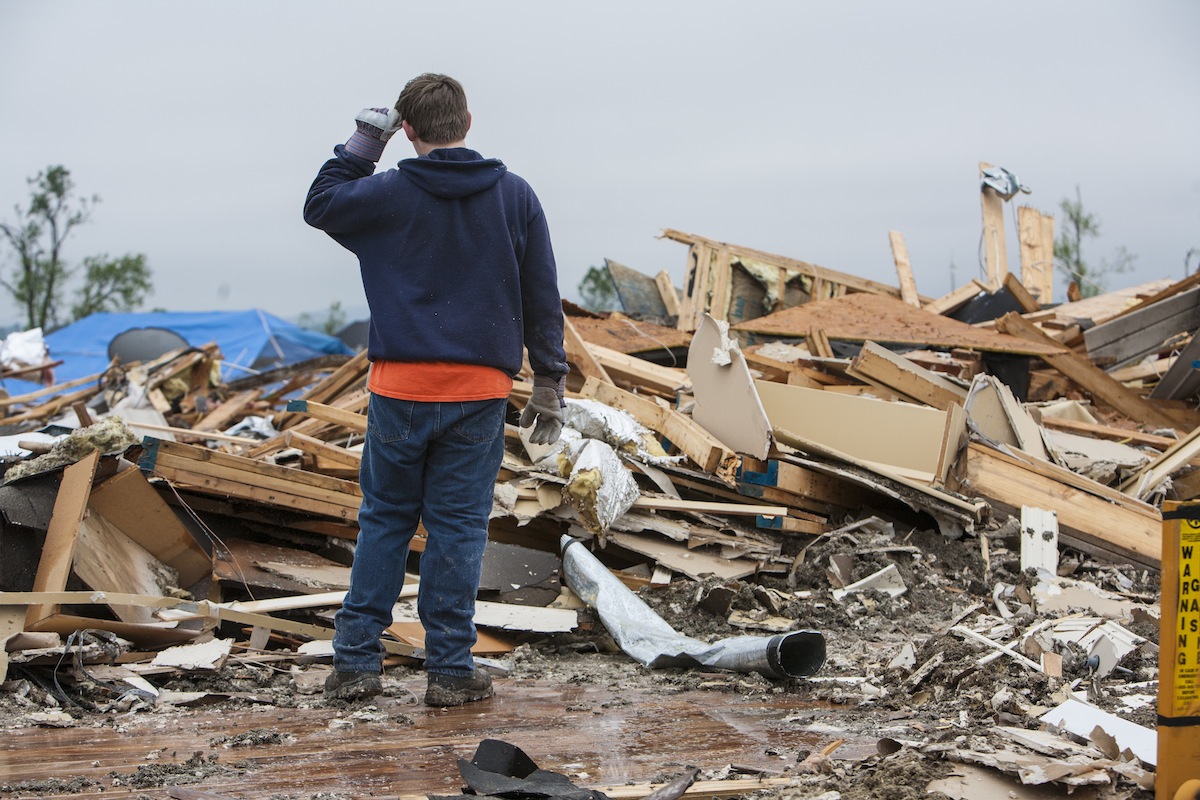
[732,292,1064,356]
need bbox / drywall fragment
[151,637,234,671]
[1040,696,1156,766]
[831,564,907,601]
[687,315,771,459]
[1019,506,1059,575]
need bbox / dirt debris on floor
[2,230,1198,799]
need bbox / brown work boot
[424,669,493,707]
[324,670,382,701]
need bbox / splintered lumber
[192,389,262,432]
[655,270,681,317]
[979,162,1009,286]
[284,399,367,433]
[923,279,990,316]
[0,368,107,410]
[1002,272,1042,314]
[993,311,1184,430]
[888,231,921,307]
[846,341,969,411]
[138,437,362,520]
[578,376,739,486]
[0,383,101,426]
[564,315,614,384]
[276,349,369,429]
[589,343,689,396]
[1017,205,1055,305]
[661,228,913,332]
[25,451,100,628]
[962,441,1161,568]
[1119,423,1200,499]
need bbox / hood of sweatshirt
[397,148,507,199]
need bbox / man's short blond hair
[395,73,470,145]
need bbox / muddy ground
[0,511,1160,800]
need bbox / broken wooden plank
[994,311,1184,430]
[655,270,680,318]
[1085,286,1200,370]
[138,437,363,520]
[275,349,370,430]
[1002,272,1042,314]
[961,442,1161,568]
[888,231,921,307]
[846,341,968,411]
[25,451,100,628]
[923,279,989,316]
[979,161,1009,286]
[1119,422,1200,499]
[192,389,262,433]
[283,399,367,433]
[1017,205,1054,305]
[564,315,614,385]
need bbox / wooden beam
[276,349,370,429]
[655,270,680,318]
[26,451,101,627]
[993,312,1183,430]
[979,161,1008,286]
[1002,272,1042,314]
[192,389,262,433]
[962,442,1161,568]
[846,341,968,411]
[563,316,614,384]
[923,279,989,316]
[888,231,921,307]
[284,399,367,433]
[1017,205,1054,305]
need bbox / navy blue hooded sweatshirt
[303,145,568,382]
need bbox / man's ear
[465,111,472,134]
[402,120,417,142]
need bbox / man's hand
[345,107,402,162]
[520,377,565,445]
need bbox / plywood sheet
[754,379,949,480]
[732,293,1063,355]
[567,314,692,356]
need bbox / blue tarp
[1,309,353,396]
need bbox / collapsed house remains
[0,220,1198,799]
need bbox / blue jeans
[333,393,506,677]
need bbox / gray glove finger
[529,417,562,446]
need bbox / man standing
[304,74,568,706]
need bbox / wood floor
[0,674,860,799]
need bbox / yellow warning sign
[1175,517,1200,716]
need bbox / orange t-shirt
[368,360,513,402]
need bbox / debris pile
[2,228,1197,798]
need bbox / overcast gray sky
[2,1,1198,327]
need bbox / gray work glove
[520,375,566,445]
[344,107,402,162]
